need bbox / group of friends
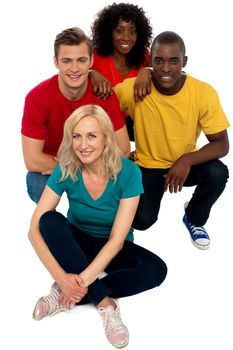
[21,3,230,349]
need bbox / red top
[21,75,125,156]
[92,50,150,87]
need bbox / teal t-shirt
[47,157,144,241]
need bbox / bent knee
[133,214,158,231]
[208,161,229,184]
[144,256,168,290]
[155,259,168,286]
[39,211,66,239]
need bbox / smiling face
[112,19,137,55]
[72,116,106,167]
[151,41,187,95]
[54,42,93,98]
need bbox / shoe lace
[188,221,208,238]
[42,288,64,315]
[101,306,124,336]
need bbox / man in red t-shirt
[21,27,130,203]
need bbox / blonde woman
[28,104,167,349]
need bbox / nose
[161,61,171,73]
[70,61,80,72]
[122,30,131,41]
[80,137,89,149]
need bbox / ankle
[97,297,116,310]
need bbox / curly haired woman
[91,3,153,140]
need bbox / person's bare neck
[58,77,88,101]
[112,50,130,77]
[83,163,104,179]
[112,50,127,65]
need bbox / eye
[88,134,96,139]
[153,58,162,65]
[72,134,81,139]
[79,57,88,64]
[114,27,123,34]
[130,29,137,35]
[170,58,179,65]
[62,59,71,64]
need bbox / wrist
[179,153,193,167]
[54,270,67,285]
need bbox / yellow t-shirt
[114,75,230,168]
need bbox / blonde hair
[58,104,122,181]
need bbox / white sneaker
[33,282,70,320]
[98,299,129,348]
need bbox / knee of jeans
[156,259,168,286]
[209,162,229,185]
[39,211,66,240]
[133,213,158,231]
[143,255,167,289]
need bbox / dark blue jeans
[133,159,229,230]
[39,211,167,306]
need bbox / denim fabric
[26,172,50,204]
[133,159,229,229]
[39,211,167,306]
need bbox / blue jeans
[39,211,167,306]
[133,159,229,229]
[26,172,50,204]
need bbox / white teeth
[161,76,172,81]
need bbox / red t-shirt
[92,50,150,87]
[21,75,125,156]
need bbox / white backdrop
[1,0,232,349]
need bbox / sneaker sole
[190,238,210,250]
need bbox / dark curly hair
[91,3,153,68]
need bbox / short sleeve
[21,91,49,139]
[113,79,136,120]
[118,158,144,199]
[199,84,230,134]
[102,91,126,131]
[47,165,66,196]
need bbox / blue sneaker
[183,214,210,250]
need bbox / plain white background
[1,0,232,349]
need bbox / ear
[54,56,59,69]
[89,54,94,69]
[183,55,188,68]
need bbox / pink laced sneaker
[98,299,129,348]
[33,282,70,320]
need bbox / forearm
[122,147,131,158]
[25,153,57,173]
[22,135,58,172]
[114,127,131,158]
[28,227,66,283]
[181,140,229,167]
[79,238,123,287]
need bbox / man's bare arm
[21,135,57,173]
[114,126,131,158]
